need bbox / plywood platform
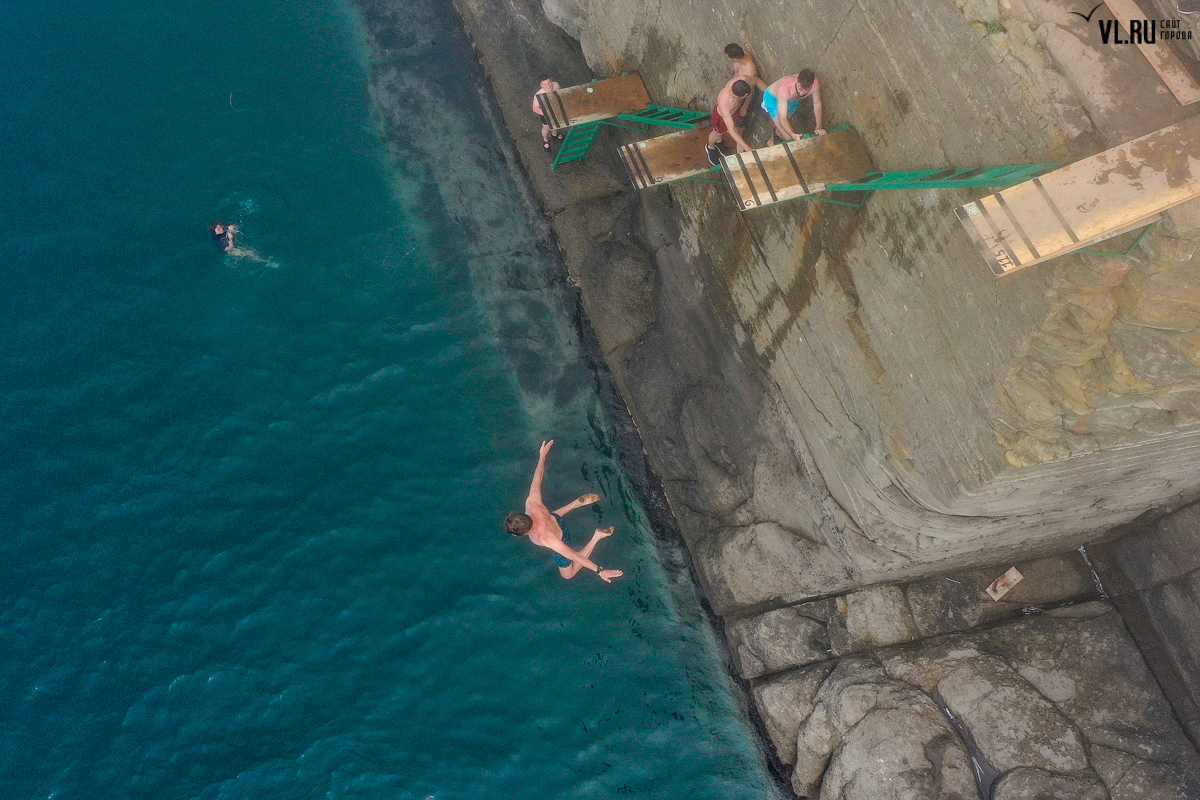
[619,125,715,189]
[536,73,651,133]
[955,115,1200,276]
[722,127,875,210]
[1104,0,1200,105]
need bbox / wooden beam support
[536,73,651,133]
[618,126,716,189]
[955,115,1200,276]
[722,127,875,210]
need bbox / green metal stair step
[826,163,1062,191]
[614,105,710,129]
[551,122,601,169]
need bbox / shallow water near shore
[0,0,781,798]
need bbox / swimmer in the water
[208,222,238,252]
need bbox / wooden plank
[955,115,1200,276]
[618,125,714,189]
[721,127,875,210]
[1086,213,1161,245]
[1104,0,1200,105]
[536,73,650,132]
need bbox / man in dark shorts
[531,74,564,153]
[505,439,623,582]
[707,77,753,165]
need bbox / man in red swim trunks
[707,76,753,165]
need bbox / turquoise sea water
[0,1,780,798]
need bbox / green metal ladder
[552,104,710,169]
[803,158,1154,257]
[825,164,1061,192]
[790,159,1064,208]
[552,123,605,169]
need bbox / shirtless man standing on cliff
[762,69,825,142]
[706,77,755,165]
[531,74,564,153]
[724,43,766,91]
[505,440,624,582]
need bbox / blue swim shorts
[761,89,799,119]
[550,512,572,568]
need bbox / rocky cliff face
[520,0,1200,615]
[767,603,1200,800]
[439,0,1200,794]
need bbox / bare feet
[553,492,602,518]
[594,525,615,539]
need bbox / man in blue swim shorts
[762,69,825,142]
[504,439,624,582]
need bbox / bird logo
[1069,3,1105,21]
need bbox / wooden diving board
[618,125,716,189]
[536,73,651,133]
[1104,0,1200,105]
[955,114,1200,276]
[721,126,875,210]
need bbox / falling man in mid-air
[505,440,624,582]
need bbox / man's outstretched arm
[544,537,622,583]
[526,439,553,506]
[546,539,600,575]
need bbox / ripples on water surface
[0,1,780,798]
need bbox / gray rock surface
[727,606,830,679]
[935,654,1089,776]
[837,585,917,651]
[755,602,1200,798]
[1092,499,1200,746]
[991,768,1107,800]
[885,604,1200,799]
[905,553,1095,637]
[578,240,656,356]
[751,663,833,767]
[725,551,1100,683]
[791,658,977,800]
